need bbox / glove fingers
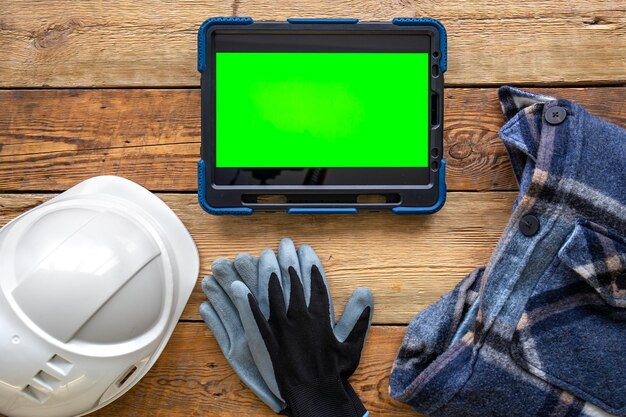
[199,301,232,355]
[258,248,282,318]
[231,281,284,401]
[308,264,332,322]
[287,267,307,316]
[202,291,287,414]
[342,306,372,369]
[211,258,239,298]
[268,273,288,320]
[296,244,324,311]
[277,238,301,308]
[201,276,242,347]
[248,286,280,355]
[336,289,373,379]
[233,253,260,296]
[334,288,374,343]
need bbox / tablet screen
[212,32,432,186]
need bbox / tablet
[198,17,446,214]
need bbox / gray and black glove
[200,255,287,413]
[230,238,374,417]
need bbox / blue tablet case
[198,17,447,215]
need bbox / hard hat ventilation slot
[21,384,51,404]
[46,354,73,376]
[117,365,138,388]
[32,370,61,391]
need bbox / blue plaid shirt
[390,86,626,417]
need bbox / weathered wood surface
[1,1,624,416]
[0,191,515,324]
[1,87,624,192]
[1,1,625,87]
[89,324,414,417]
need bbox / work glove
[230,238,374,417]
[200,255,287,413]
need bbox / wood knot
[583,16,609,26]
[448,142,473,160]
[33,18,82,49]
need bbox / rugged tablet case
[198,17,447,215]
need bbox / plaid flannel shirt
[390,86,626,417]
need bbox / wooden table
[1,1,624,416]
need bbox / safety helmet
[0,176,199,417]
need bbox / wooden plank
[0,1,624,87]
[88,324,416,417]
[1,87,624,192]
[0,191,515,324]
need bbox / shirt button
[519,214,540,236]
[545,106,567,125]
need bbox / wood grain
[0,2,623,417]
[1,1,624,87]
[1,87,624,192]
[0,191,515,324]
[89,324,415,417]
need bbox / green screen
[216,52,429,168]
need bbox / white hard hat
[0,176,200,417]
